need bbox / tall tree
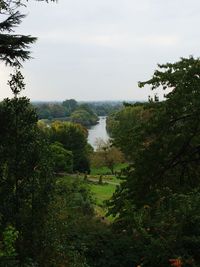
[107,56,200,267]
[0,1,56,265]
[109,56,200,211]
[0,70,55,265]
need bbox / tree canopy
[50,121,90,172]
[0,78,55,265]
[108,57,200,266]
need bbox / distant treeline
[32,99,123,127]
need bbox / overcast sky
[1,0,200,101]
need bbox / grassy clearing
[90,176,120,222]
[90,181,118,221]
[58,164,127,222]
[90,162,128,176]
[90,183,117,206]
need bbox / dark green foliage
[62,98,78,115]
[0,225,19,266]
[50,142,73,173]
[63,218,135,267]
[0,92,55,265]
[108,57,200,266]
[111,190,200,267]
[86,101,123,116]
[0,226,18,258]
[8,69,25,96]
[50,121,90,172]
[41,177,94,266]
[106,104,149,160]
[35,103,68,120]
[70,104,98,126]
[0,29,37,67]
[34,100,99,126]
[110,57,200,208]
[0,0,56,67]
[34,100,123,127]
[43,176,135,267]
[0,6,36,67]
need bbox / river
[87,116,110,150]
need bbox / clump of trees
[87,101,123,116]
[106,103,148,160]
[35,100,99,127]
[0,1,91,266]
[37,119,91,173]
[35,100,123,126]
[70,103,99,126]
[49,121,90,173]
[0,71,55,266]
[108,57,200,267]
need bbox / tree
[62,99,78,115]
[106,103,151,161]
[50,121,90,172]
[0,71,55,265]
[107,57,200,267]
[91,139,125,174]
[50,141,73,173]
[109,57,200,209]
[109,190,200,267]
[70,108,98,126]
[35,102,67,120]
[0,1,59,265]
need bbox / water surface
[87,116,109,150]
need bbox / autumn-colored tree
[91,139,125,174]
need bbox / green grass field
[87,163,128,220]
[90,162,128,175]
[59,163,127,221]
[89,177,121,221]
[90,182,117,221]
[90,182,117,206]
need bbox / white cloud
[138,35,180,46]
[41,30,180,50]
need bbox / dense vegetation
[1,1,200,266]
[34,100,123,127]
[2,56,200,267]
[0,77,132,267]
[34,100,99,127]
[107,57,200,267]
